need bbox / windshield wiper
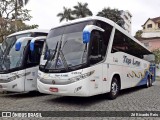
[59,50,69,70]
[44,42,59,69]
[81,44,88,64]
[58,40,69,70]
[49,42,59,61]
[44,40,69,71]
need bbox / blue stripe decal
[136,64,156,86]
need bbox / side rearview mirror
[30,36,46,51]
[15,37,33,51]
[15,41,21,51]
[82,25,105,43]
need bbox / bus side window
[27,41,44,67]
[96,20,113,56]
[88,21,113,66]
[32,32,48,37]
[111,30,126,53]
[112,29,151,59]
[89,30,104,65]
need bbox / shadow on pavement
[48,94,106,106]
[1,91,50,99]
[119,85,147,96]
[0,84,153,104]
[47,85,149,106]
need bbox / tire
[108,77,120,100]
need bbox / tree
[152,49,160,64]
[72,2,92,18]
[0,0,38,42]
[0,17,9,42]
[97,7,124,27]
[8,20,38,34]
[57,2,93,22]
[135,30,143,38]
[14,0,30,31]
[57,7,74,22]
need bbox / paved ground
[0,81,160,120]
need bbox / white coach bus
[0,29,49,92]
[37,16,155,99]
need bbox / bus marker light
[52,80,55,84]
[90,80,95,82]
[49,87,58,92]
[74,86,82,93]
[103,78,107,81]
[15,42,21,51]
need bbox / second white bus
[37,16,155,99]
[0,29,49,92]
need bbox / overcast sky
[25,0,160,36]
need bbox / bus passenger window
[111,30,126,53]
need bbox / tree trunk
[15,0,18,32]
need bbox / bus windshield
[0,33,31,71]
[41,21,94,72]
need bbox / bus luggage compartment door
[24,66,39,91]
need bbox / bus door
[24,38,45,91]
[88,30,106,94]
[83,23,111,94]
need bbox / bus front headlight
[68,70,95,83]
[7,76,17,81]
[37,74,45,82]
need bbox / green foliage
[97,7,124,27]
[57,2,92,22]
[57,7,74,22]
[12,9,32,21]
[16,0,29,7]
[57,3,123,28]
[152,49,160,64]
[0,0,38,42]
[8,20,38,34]
[135,30,143,38]
[0,0,30,20]
[72,2,92,18]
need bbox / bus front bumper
[37,79,90,97]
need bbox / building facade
[139,37,160,51]
[139,17,160,50]
[120,10,132,34]
[141,17,160,38]
[139,17,160,77]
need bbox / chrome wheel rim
[111,82,118,95]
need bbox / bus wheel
[108,77,120,100]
